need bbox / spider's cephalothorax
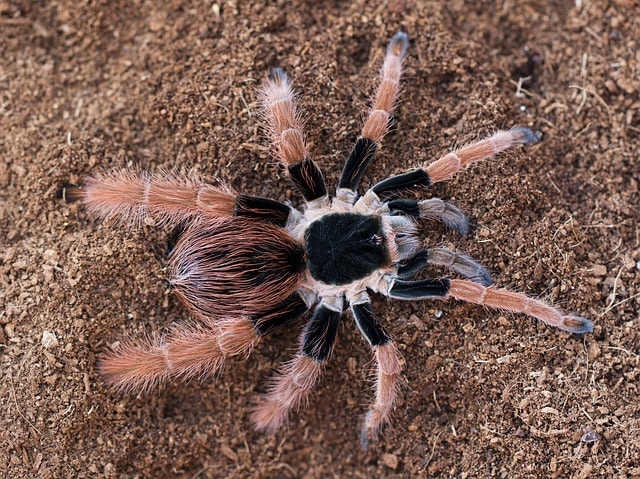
[305,213,389,285]
[66,32,593,447]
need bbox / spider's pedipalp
[259,68,328,201]
[417,199,471,236]
[386,197,471,236]
[339,31,409,193]
[425,127,542,184]
[397,249,492,286]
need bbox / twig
[568,85,611,117]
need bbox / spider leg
[251,299,342,432]
[65,171,292,227]
[447,279,593,333]
[387,277,593,333]
[397,248,493,286]
[338,32,409,194]
[259,67,327,201]
[426,128,542,184]
[351,299,402,449]
[367,127,541,199]
[387,197,470,235]
[388,278,451,300]
[99,293,308,392]
[98,317,259,393]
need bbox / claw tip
[267,66,287,83]
[388,32,409,58]
[562,316,594,334]
[512,127,542,145]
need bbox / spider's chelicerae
[68,32,593,446]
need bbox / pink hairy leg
[250,355,323,432]
[361,341,403,448]
[259,68,307,166]
[67,170,237,226]
[99,317,260,393]
[361,32,409,142]
[425,128,542,184]
[448,279,593,334]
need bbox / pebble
[381,453,399,470]
[42,330,59,349]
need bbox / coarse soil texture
[2,0,639,477]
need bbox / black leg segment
[387,198,470,236]
[396,250,431,278]
[397,249,492,286]
[352,302,391,346]
[302,304,341,361]
[288,158,328,201]
[253,292,309,336]
[235,194,292,227]
[371,169,431,198]
[387,198,421,217]
[389,278,451,300]
[339,137,378,191]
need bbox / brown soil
[2,1,639,477]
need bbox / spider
[66,32,593,447]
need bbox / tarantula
[67,32,593,446]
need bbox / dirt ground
[2,0,639,477]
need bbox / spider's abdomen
[169,218,306,320]
[305,213,390,285]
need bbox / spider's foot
[511,127,543,145]
[440,206,471,236]
[250,399,288,434]
[360,409,385,450]
[471,265,493,287]
[58,183,83,203]
[98,343,169,394]
[388,31,409,58]
[561,315,594,334]
[267,66,287,83]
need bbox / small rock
[42,330,59,349]
[381,453,399,470]
[42,249,58,265]
[587,341,601,360]
[581,428,601,443]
